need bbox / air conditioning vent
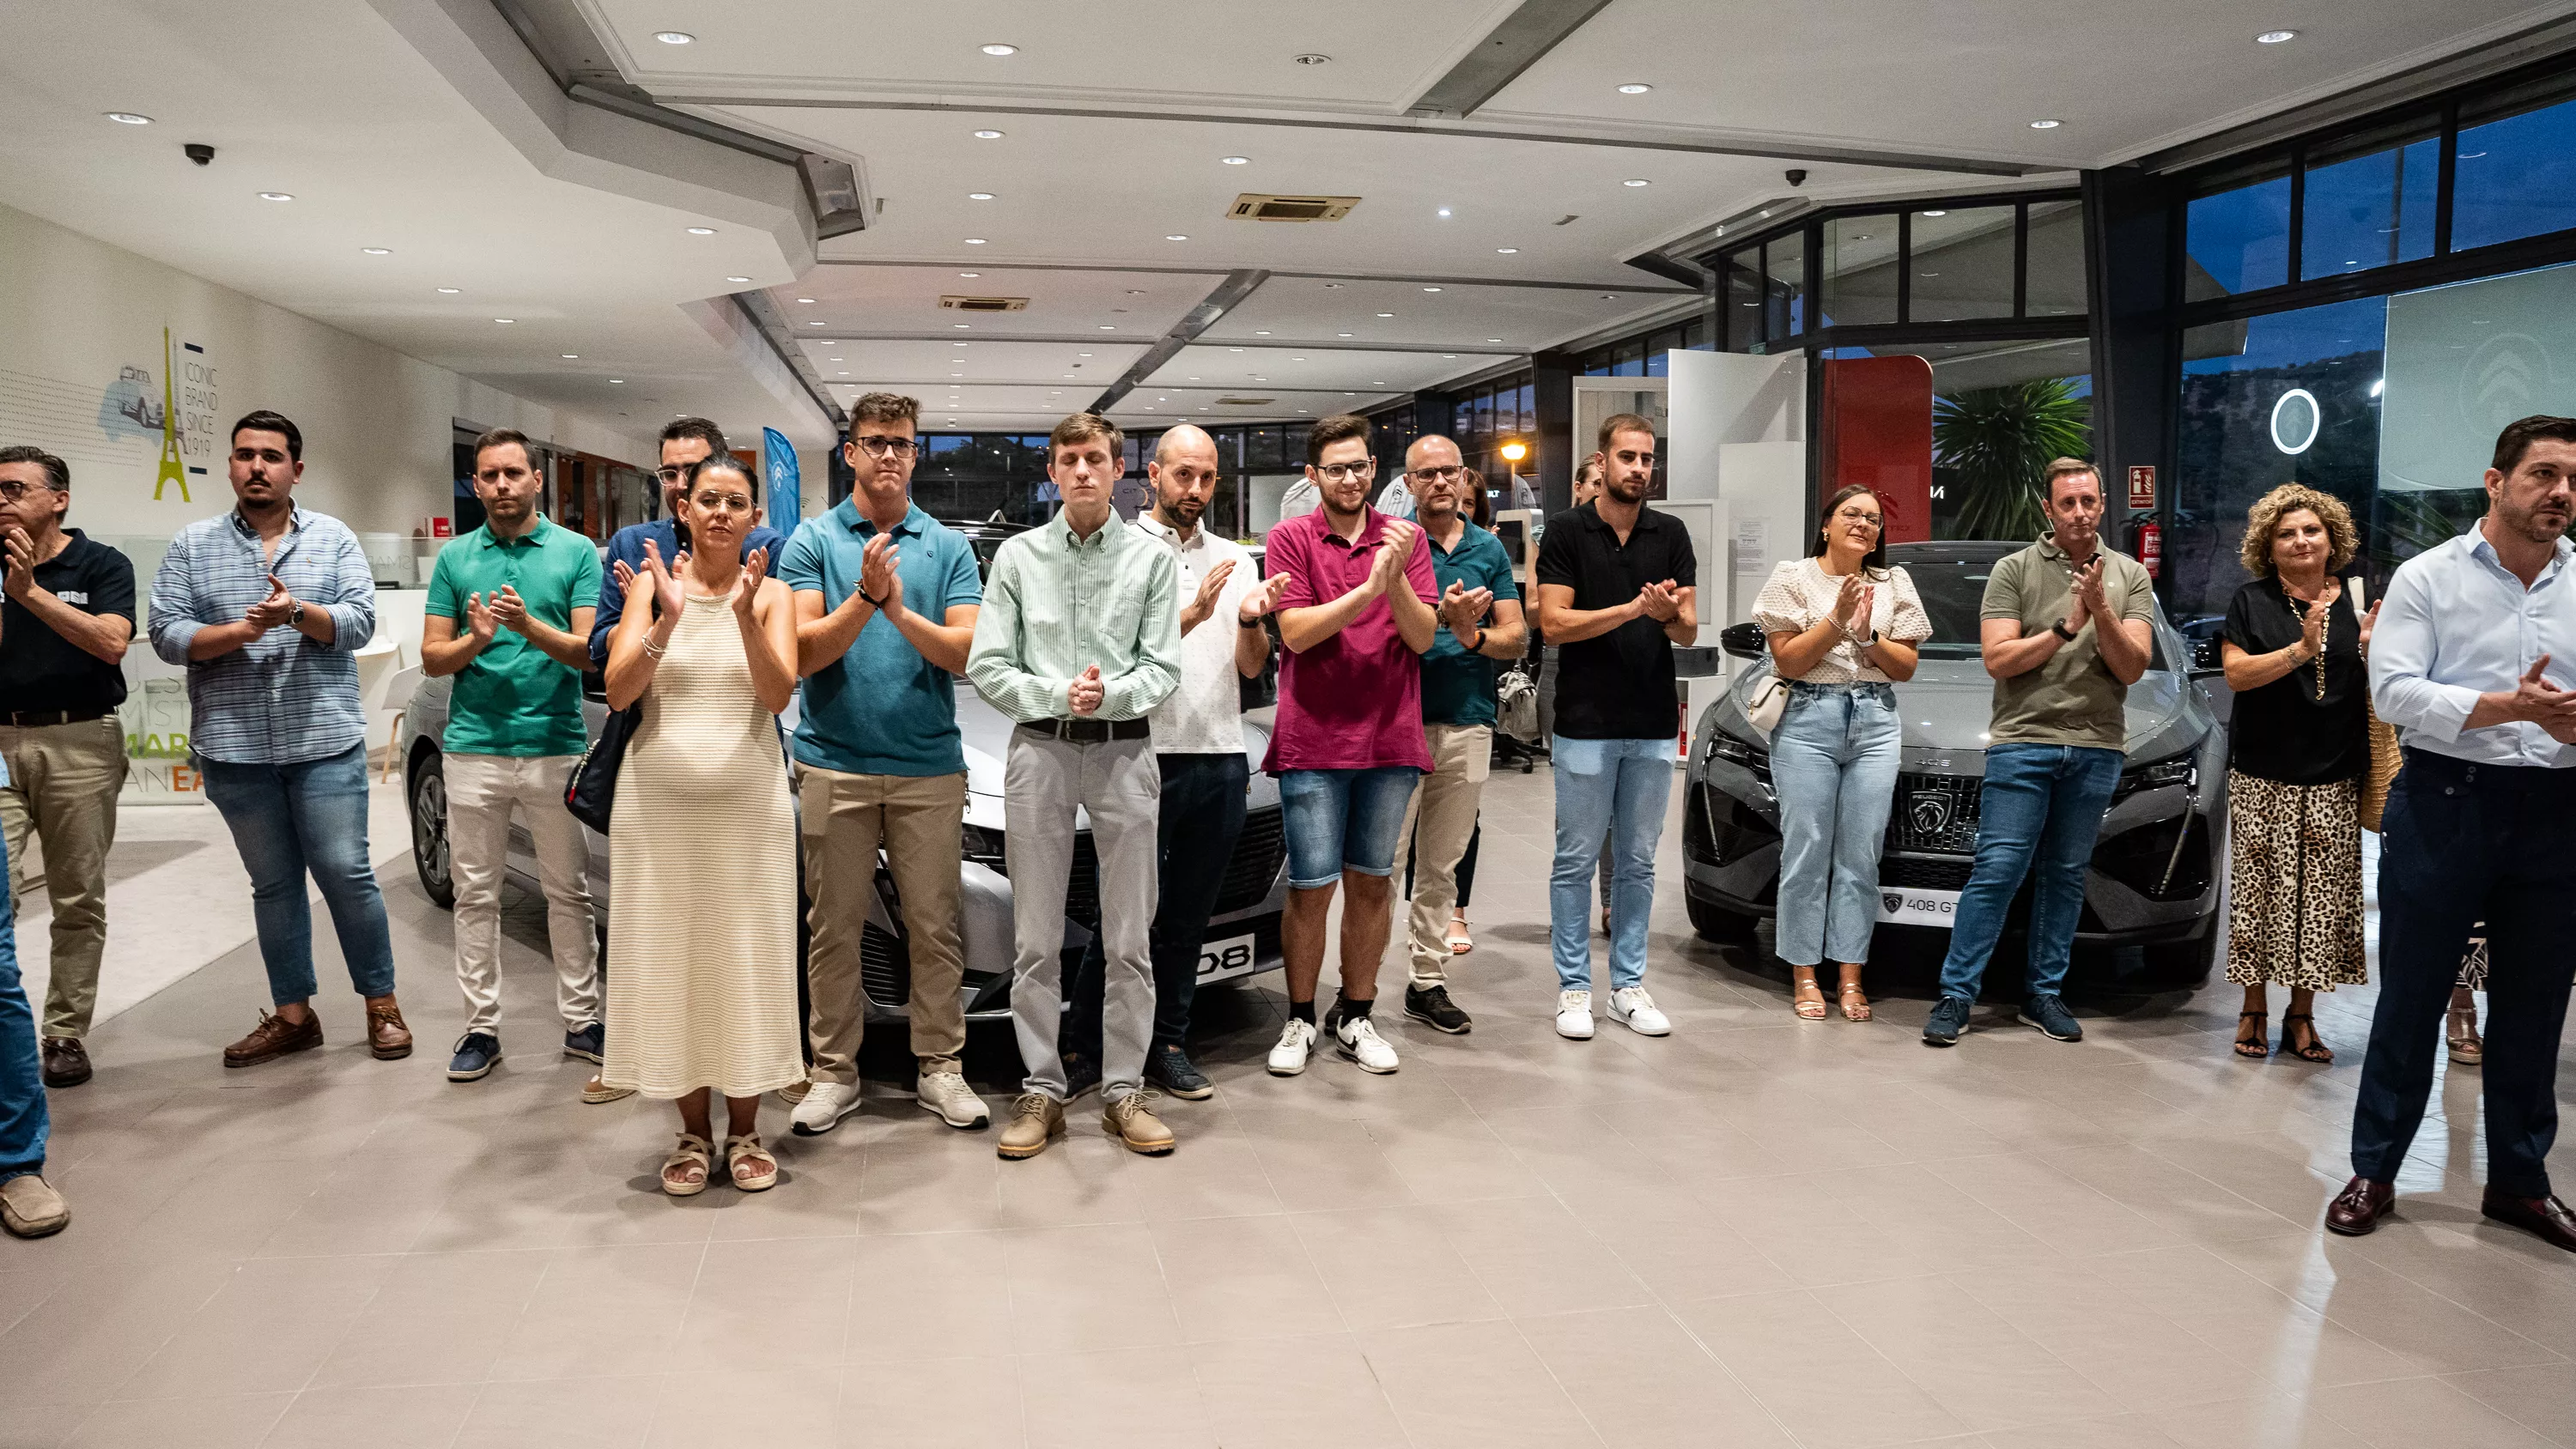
[939,294,1028,312]
[1228,194,1359,223]
[1214,396,1278,406]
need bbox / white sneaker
[1332,1012,1400,1075]
[1556,990,1595,1040]
[790,1079,861,1136]
[1609,986,1671,1036]
[916,1070,991,1130]
[1267,1018,1318,1076]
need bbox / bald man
[1062,425,1282,1100]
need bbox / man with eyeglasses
[0,446,134,1093]
[1261,414,1437,1079]
[1384,435,1522,1035]
[589,416,789,670]
[1534,413,1695,1040]
[779,393,989,1137]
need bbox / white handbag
[1745,674,1789,737]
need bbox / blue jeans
[198,743,398,1006]
[1279,767,1420,890]
[0,813,46,1182]
[1935,743,2123,1003]
[1550,734,1675,991]
[1770,682,1904,967]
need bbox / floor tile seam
[2437,1367,2576,1449]
[2308,1229,2576,1364]
[86,1260,245,1404]
[2297,1369,2564,1446]
[1479,1308,1618,1449]
[1655,1292,1851,1449]
[1808,1271,2106,1413]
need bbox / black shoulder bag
[565,704,641,834]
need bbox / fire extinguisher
[2136,521,2162,579]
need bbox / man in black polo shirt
[0,446,137,1089]
[1533,414,1696,1041]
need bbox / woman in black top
[2219,485,2379,1064]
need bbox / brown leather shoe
[223,1010,323,1068]
[365,997,412,1060]
[2481,1189,2576,1253]
[39,1038,91,1088]
[2324,1175,2395,1236]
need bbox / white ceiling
[4,0,2565,444]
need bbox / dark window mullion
[2013,201,2030,318]
[1803,220,1822,337]
[2286,141,2306,285]
[1896,212,1913,324]
[2435,100,2458,256]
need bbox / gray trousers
[1005,730,1160,1103]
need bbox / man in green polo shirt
[1386,434,1524,1035]
[420,427,608,1091]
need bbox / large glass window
[2024,199,2087,318]
[2301,116,2439,280]
[2186,161,2292,299]
[1923,337,2093,541]
[2452,81,2576,253]
[1764,230,1807,339]
[1720,250,1763,351]
[1909,206,2015,322]
[1821,214,1899,328]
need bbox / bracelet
[1465,627,1485,654]
[641,636,668,660]
[861,588,889,609]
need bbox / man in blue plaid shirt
[147,410,411,1069]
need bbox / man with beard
[1063,425,1282,1100]
[1534,414,1694,1040]
[1921,459,2153,1049]
[2330,415,2576,1254]
[589,416,789,669]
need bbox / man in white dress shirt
[2331,414,2576,1253]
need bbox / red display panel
[1819,355,1935,545]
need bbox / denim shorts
[1279,767,1423,888]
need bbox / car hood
[1710,658,2208,767]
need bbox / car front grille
[1887,773,1982,854]
[860,919,908,1008]
[1214,806,1285,914]
[1880,855,1973,891]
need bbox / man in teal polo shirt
[781,393,989,1137]
[1388,434,1523,1034]
[420,427,608,1090]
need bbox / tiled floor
[3,767,2572,1448]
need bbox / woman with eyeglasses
[1752,485,1930,1022]
[598,456,804,1196]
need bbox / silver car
[398,518,1289,1022]
[1681,541,2228,981]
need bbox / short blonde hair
[2239,482,2358,578]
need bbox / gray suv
[1680,541,2228,981]
[399,518,1289,1022]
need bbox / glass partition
[2452,79,2576,253]
[1909,206,2016,322]
[2186,161,2293,300]
[2301,115,2439,281]
[1820,214,1899,328]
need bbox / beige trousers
[446,753,599,1036]
[1389,723,1491,986]
[798,765,969,1080]
[0,716,126,1038]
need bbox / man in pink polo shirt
[1261,414,1439,1078]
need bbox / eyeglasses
[1834,509,1884,530]
[0,480,59,501]
[1407,465,1464,484]
[690,493,755,513]
[1313,460,1376,484]
[653,466,689,486]
[851,436,923,460]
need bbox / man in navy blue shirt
[588,417,789,669]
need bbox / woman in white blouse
[1752,486,1932,1022]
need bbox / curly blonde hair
[2239,483,2358,578]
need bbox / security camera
[1783,168,1807,187]
[185,143,215,166]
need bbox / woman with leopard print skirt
[2219,485,2379,1064]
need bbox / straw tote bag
[2359,704,2402,834]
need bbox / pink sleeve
[1406,531,1437,603]
[1268,521,1315,609]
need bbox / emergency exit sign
[2127,464,2156,511]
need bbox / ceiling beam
[1091,270,1271,414]
[730,290,849,427]
[813,258,1696,294]
[1407,0,1619,118]
[794,330,1516,355]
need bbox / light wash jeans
[1550,734,1675,992]
[197,742,399,1007]
[1770,682,1904,967]
[1935,743,2123,1003]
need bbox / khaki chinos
[0,716,126,1038]
[1388,721,1490,987]
[799,765,969,1081]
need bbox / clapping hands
[1238,571,1290,624]
[243,573,295,631]
[1438,578,1494,632]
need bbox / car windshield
[1905,557,2169,670]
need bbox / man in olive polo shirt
[1923,459,2155,1048]
[781,392,989,1137]
[420,428,608,1089]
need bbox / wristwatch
[2050,617,2076,641]
[289,601,307,629]
[860,586,889,609]
[1464,626,1486,654]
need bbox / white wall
[1668,349,1809,627]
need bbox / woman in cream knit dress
[599,455,801,1196]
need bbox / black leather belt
[0,710,106,728]
[1018,717,1151,744]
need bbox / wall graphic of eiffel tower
[154,327,189,502]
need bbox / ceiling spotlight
[361,246,391,255]
[560,353,579,359]
[258,191,293,202]
[726,276,752,282]
[1221,155,1250,166]
[2256,28,2297,42]
[1922,209,1947,217]
[1495,246,1518,254]
[953,342,968,347]
[1376,312,1394,318]
[1622,179,1651,187]
[2029,118,2062,129]
[1322,282,1345,288]
[806,320,826,326]
[653,30,693,44]
[1486,337,1503,343]
[963,237,987,245]
[1255,330,1273,336]
[1443,354,1456,359]
[1617,82,1652,94]
[1164,233,1188,241]
[685,226,716,234]
[954,323,971,329]
[105,112,152,124]
[968,192,994,201]
[1228,348,1244,353]
[436,287,461,294]
[1337,332,1353,337]
[1422,286,1443,293]
[958,271,980,277]
[1097,324,1116,330]
[1293,52,1331,65]
[796,297,816,303]
[610,379,623,384]
[973,130,1004,139]
[494,318,516,324]
[1078,352,1093,357]
[981,42,1018,55]
[1437,208,1452,218]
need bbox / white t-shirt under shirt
[1751,556,1933,685]
[1138,512,1252,755]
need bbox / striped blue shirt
[148,506,377,765]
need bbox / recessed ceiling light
[560,353,579,359]
[653,31,693,44]
[1422,286,1443,293]
[1337,332,1353,337]
[1622,179,1650,187]
[1376,312,1395,318]
[806,320,826,326]
[973,130,1004,140]
[2256,28,2297,43]
[1229,348,1244,353]
[1078,352,1093,357]
[1097,324,1116,330]
[958,271,980,277]
[685,226,716,234]
[1495,247,1518,254]
[968,192,994,201]
[1922,209,1947,217]
[1600,293,1619,300]
[963,237,987,245]
[1188,376,1200,380]
[981,42,1018,55]
[1164,234,1188,241]
[105,112,152,125]
[954,323,971,329]
[1485,337,1503,343]
[1293,356,1306,361]
[258,191,293,202]
[1437,208,1452,218]
[1293,52,1330,65]
[494,318,516,324]
[837,371,849,375]
[361,246,391,255]
[726,276,752,283]
[1222,155,1250,166]
[436,287,461,294]
[610,379,623,384]
[2029,118,2062,129]
[1063,374,1077,379]
[1617,82,1652,94]
[1443,354,1456,359]
[796,297,816,303]
[953,342,968,347]
[1255,330,1273,336]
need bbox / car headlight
[963,822,1008,874]
[1706,731,1770,771]
[2114,756,2196,803]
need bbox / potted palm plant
[1934,379,2093,541]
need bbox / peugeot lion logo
[1882,892,1904,914]
[1911,794,1952,834]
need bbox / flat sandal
[726,1133,779,1191]
[2233,1010,2269,1059]
[661,1132,714,1197]
[1838,984,1872,1022]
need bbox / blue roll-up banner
[762,427,801,530]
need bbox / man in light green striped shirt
[967,412,1181,1160]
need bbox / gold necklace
[2285,592,2328,702]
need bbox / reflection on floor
[3,768,2571,1449]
